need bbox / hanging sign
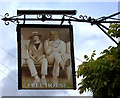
[17,24,76,89]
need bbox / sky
[0,0,119,97]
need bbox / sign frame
[17,24,76,90]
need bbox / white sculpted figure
[21,34,30,67]
[44,30,71,83]
[27,31,48,85]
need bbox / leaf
[78,86,86,94]
[108,46,112,49]
[102,49,110,54]
[97,65,101,70]
[79,89,84,94]
[104,81,107,86]
[86,58,89,61]
[84,55,88,59]
[91,53,96,57]
[78,82,82,86]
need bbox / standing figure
[27,31,48,85]
[44,30,70,83]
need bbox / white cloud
[73,21,116,62]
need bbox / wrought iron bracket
[1,10,120,45]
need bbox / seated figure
[44,30,71,83]
[26,31,48,85]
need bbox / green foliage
[108,23,120,38]
[77,23,120,97]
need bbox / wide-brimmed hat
[30,31,42,39]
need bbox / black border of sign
[17,24,76,90]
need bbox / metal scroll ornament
[37,14,52,22]
[4,13,10,25]
[79,15,88,20]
